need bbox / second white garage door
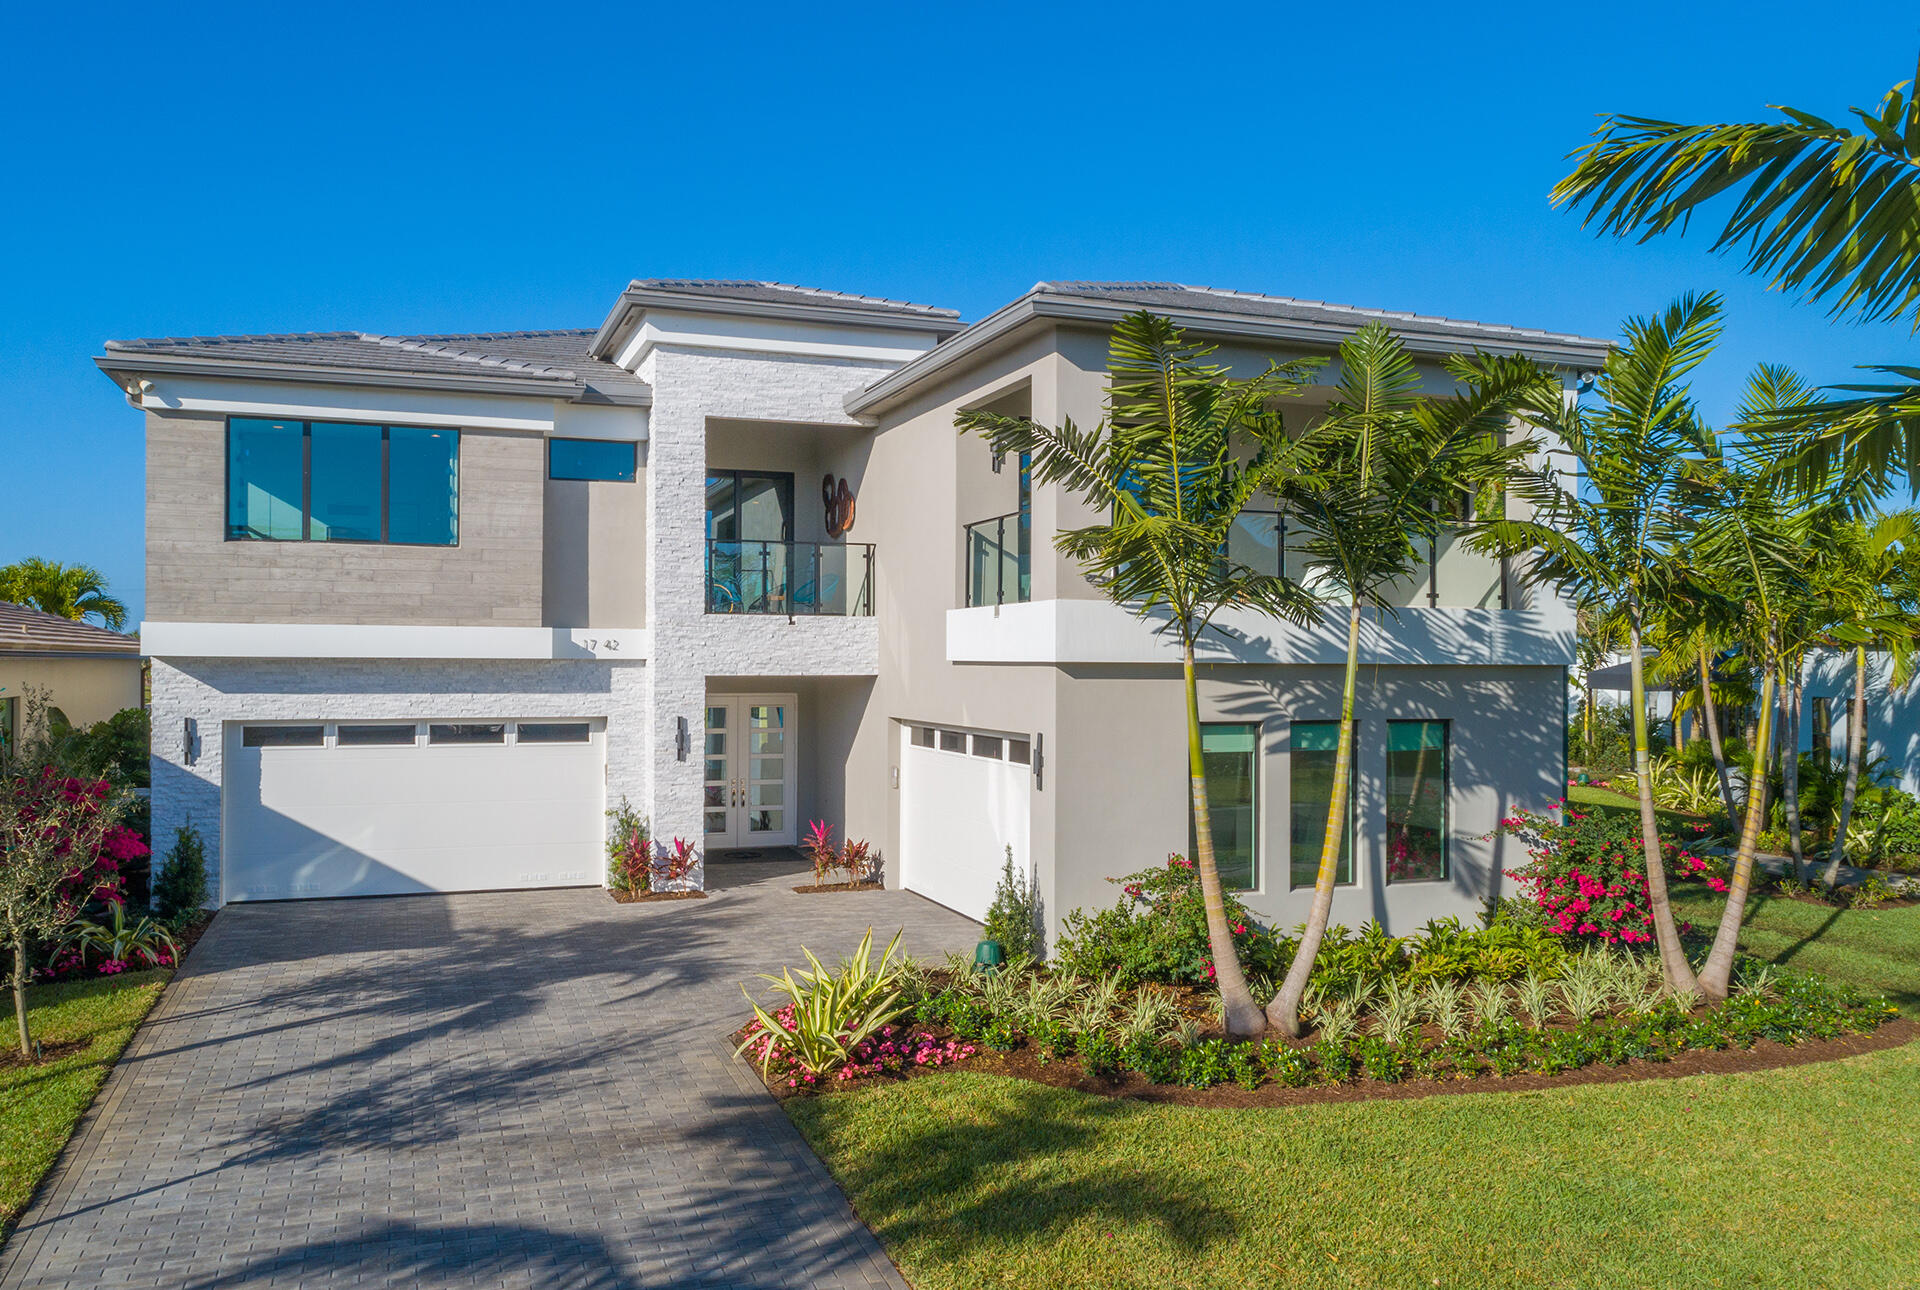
[900,723,1032,921]
[223,719,605,901]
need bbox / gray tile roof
[0,602,141,656]
[101,328,652,405]
[625,279,959,321]
[1034,281,1609,355]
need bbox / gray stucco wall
[147,409,546,626]
[542,448,648,628]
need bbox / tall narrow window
[1386,720,1448,883]
[1810,696,1833,763]
[1193,723,1258,890]
[1016,450,1032,602]
[227,419,305,540]
[1290,721,1355,888]
[308,423,383,540]
[387,427,460,546]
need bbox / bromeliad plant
[736,927,910,1078]
[652,837,698,889]
[49,900,179,976]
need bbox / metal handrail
[705,539,874,617]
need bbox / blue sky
[3,2,1916,623]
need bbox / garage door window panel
[337,724,417,747]
[243,725,324,747]
[430,723,506,745]
[518,723,591,744]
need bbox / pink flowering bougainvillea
[1495,802,1719,947]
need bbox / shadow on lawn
[774,1080,1237,1256]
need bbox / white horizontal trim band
[142,622,650,661]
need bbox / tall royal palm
[958,311,1323,1038]
[1553,55,1920,488]
[0,557,128,631]
[1478,295,1727,995]
[1683,417,1824,1001]
[1264,323,1545,1036]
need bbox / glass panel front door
[703,695,797,848]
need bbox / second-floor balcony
[964,510,1031,608]
[706,539,874,616]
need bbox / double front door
[703,695,797,849]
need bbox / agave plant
[735,927,907,1076]
[52,901,179,971]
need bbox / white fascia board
[142,622,651,662]
[135,375,561,432]
[552,402,650,442]
[614,309,939,369]
[946,599,1575,668]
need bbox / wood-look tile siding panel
[146,411,544,625]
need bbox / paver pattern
[0,855,979,1289]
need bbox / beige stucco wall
[147,409,545,625]
[0,655,144,736]
[543,447,648,627]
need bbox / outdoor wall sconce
[1032,732,1043,791]
[675,716,689,761]
[183,716,199,767]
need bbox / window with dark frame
[1385,720,1449,883]
[549,439,638,482]
[938,729,966,754]
[972,734,1003,759]
[1192,723,1258,891]
[1290,721,1356,888]
[226,417,459,545]
[1008,738,1032,765]
[910,725,935,748]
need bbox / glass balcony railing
[964,510,1031,607]
[706,540,874,616]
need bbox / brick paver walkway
[0,856,980,1289]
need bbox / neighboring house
[1592,651,1920,795]
[0,600,144,756]
[97,279,1605,936]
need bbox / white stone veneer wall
[148,656,649,905]
[638,346,896,884]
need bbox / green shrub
[151,824,209,919]
[982,1014,1022,1051]
[53,706,150,788]
[1175,1038,1234,1090]
[736,928,908,1077]
[1076,1029,1121,1079]
[1261,1041,1314,1088]
[1054,854,1289,985]
[982,846,1044,961]
[1121,1033,1179,1083]
[605,798,650,893]
[1227,1042,1265,1090]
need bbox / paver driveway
[0,856,980,1289]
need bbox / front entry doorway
[704,694,798,849]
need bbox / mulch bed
[608,889,708,904]
[0,1037,86,1073]
[792,881,885,894]
[747,1017,1919,1110]
[171,909,217,963]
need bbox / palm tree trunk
[1826,645,1869,888]
[12,935,30,1059]
[1698,645,1737,822]
[1181,639,1264,1039]
[1269,601,1363,1036]
[1700,667,1777,1002]
[1628,616,1699,994]
[1781,662,1806,884]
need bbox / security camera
[1576,371,1597,391]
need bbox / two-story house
[97,279,1608,938]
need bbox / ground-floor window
[1289,721,1355,889]
[1386,720,1448,883]
[1193,723,1258,891]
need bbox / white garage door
[224,719,605,901]
[900,724,1032,921]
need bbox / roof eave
[847,292,1614,418]
[588,285,963,361]
[93,353,651,407]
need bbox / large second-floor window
[227,418,460,545]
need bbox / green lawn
[0,970,167,1236]
[790,1044,1920,1289]
[1671,885,1920,1016]
[1566,781,1708,832]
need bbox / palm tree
[1683,405,1828,1001]
[0,558,128,630]
[1552,55,1920,488]
[1477,294,1728,995]
[958,311,1324,1039]
[1816,511,1920,886]
[1263,323,1546,1036]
